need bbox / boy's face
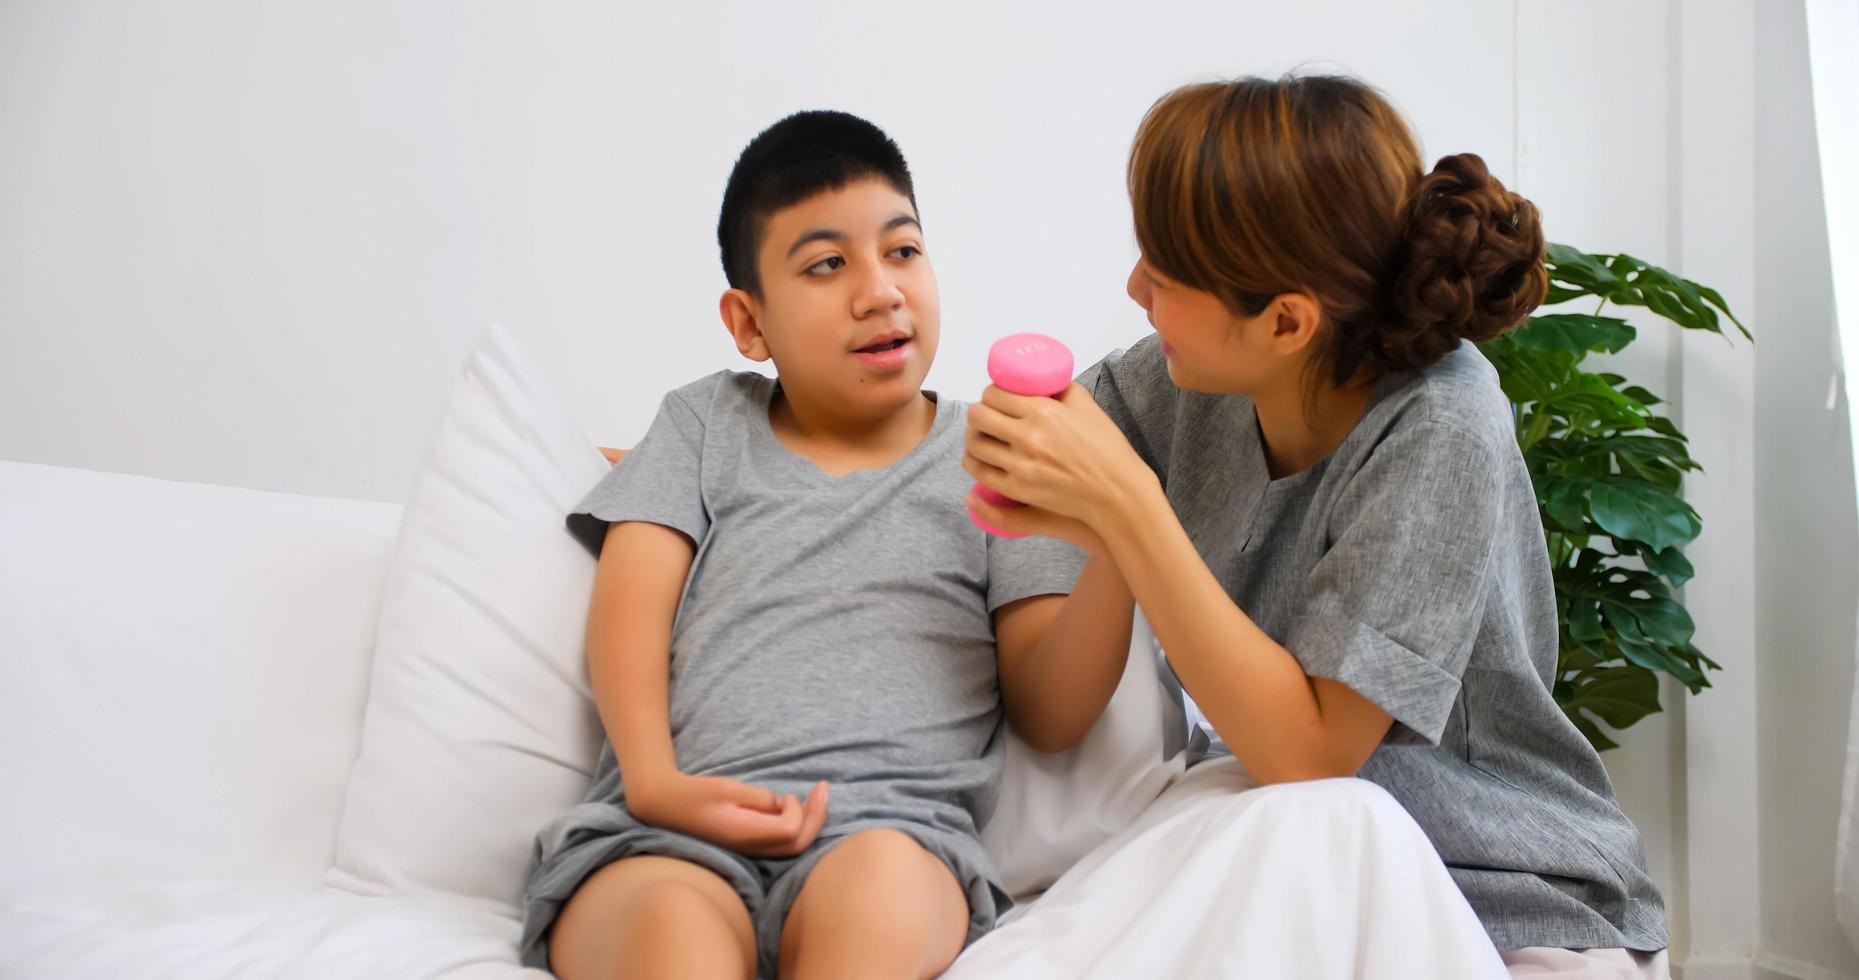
[721,177,939,418]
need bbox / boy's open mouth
[855,337,910,354]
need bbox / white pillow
[322,322,1176,912]
[325,325,611,912]
[983,608,1183,899]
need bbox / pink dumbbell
[968,333,1075,539]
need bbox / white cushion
[0,461,399,895]
[326,325,610,912]
[983,608,1182,898]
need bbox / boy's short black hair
[718,110,917,296]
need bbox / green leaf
[1695,282,1754,340]
[1568,593,1606,643]
[1541,476,1591,532]
[1566,708,1621,752]
[1633,596,1697,646]
[1563,666,1663,730]
[1546,244,1622,291]
[1644,546,1695,587]
[1588,478,1701,551]
[1614,635,1708,688]
[1619,385,1663,408]
[1513,314,1638,355]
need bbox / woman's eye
[806,256,845,276]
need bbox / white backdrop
[1809,0,1859,961]
[0,0,1512,503]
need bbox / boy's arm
[993,552,1136,753]
[586,518,831,855]
[586,519,691,794]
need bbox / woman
[957,75,1668,979]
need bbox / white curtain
[1812,0,1859,955]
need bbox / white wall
[0,0,1515,503]
[1753,3,1859,978]
[4,1,1849,977]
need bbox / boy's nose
[852,267,906,317]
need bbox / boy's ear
[720,288,772,363]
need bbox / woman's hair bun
[1381,153,1547,369]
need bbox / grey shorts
[518,804,1005,979]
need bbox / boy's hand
[599,447,628,466]
[629,773,830,858]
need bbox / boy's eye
[805,255,845,276]
[890,244,921,260]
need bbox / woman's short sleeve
[1284,419,1504,744]
[1077,335,1178,477]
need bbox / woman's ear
[1267,292,1325,356]
[719,289,772,362]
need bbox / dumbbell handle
[968,333,1074,539]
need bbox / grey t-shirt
[1080,335,1667,952]
[564,370,1085,854]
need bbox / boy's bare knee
[630,878,735,932]
[780,830,968,978]
[551,857,755,980]
[816,828,943,885]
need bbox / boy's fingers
[774,795,804,840]
[799,783,830,843]
[732,784,831,857]
[713,807,791,847]
[721,780,784,813]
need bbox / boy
[518,111,1137,980]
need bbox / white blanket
[948,757,1509,980]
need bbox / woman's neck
[1250,372,1378,480]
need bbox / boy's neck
[768,383,939,475]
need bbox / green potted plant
[1478,245,1752,750]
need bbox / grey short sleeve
[1284,419,1503,744]
[566,389,709,558]
[1076,337,1178,479]
[985,533,1086,613]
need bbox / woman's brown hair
[1128,75,1547,386]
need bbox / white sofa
[0,327,1185,979]
[0,328,1510,979]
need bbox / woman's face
[1125,257,1279,395]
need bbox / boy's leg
[549,854,757,980]
[775,828,970,980]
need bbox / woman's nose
[1127,261,1151,309]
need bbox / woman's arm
[964,385,1391,784]
[1091,479,1392,783]
[993,553,1136,753]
